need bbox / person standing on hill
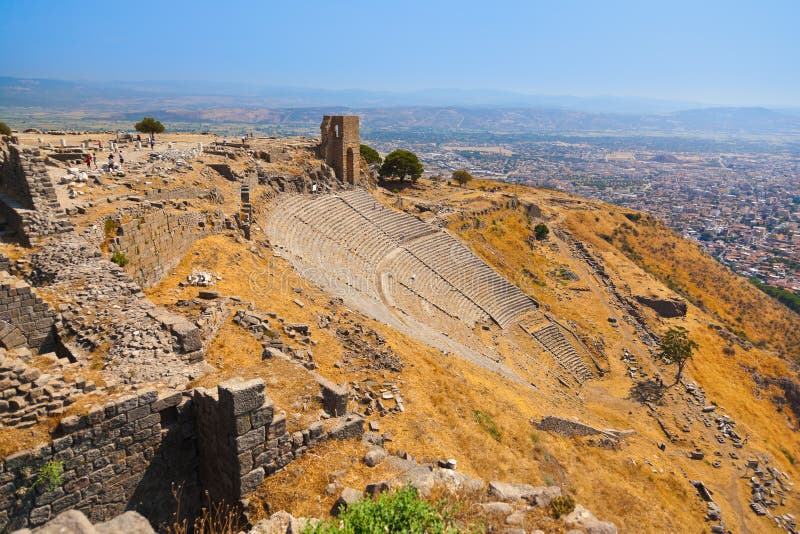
[119,151,125,166]
[108,153,115,171]
[92,153,97,167]
[85,153,92,168]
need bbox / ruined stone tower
[319,115,360,184]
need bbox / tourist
[108,153,115,171]
[149,137,155,150]
[85,153,92,169]
[136,134,141,143]
[98,140,103,151]
[92,154,97,167]
[119,152,125,166]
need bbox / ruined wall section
[0,351,94,430]
[0,142,72,245]
[0,378,363,530]
[319,116,361,185]
[109,207,224,289]
[27,234,205,385]
[193,378,339,505]
[0,387,197,531]
[0,270,56,353]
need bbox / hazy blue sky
[1,0,798,106]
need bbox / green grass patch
[474,410,501,442]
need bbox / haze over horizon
[1,0,798,108]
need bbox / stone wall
[0,387,197,532]
[193,378,330,505]
[0,271,56,353]
[0,378,363,531]
[109,208,223,289]
[0,142,73,245]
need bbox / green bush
[306,485,458,534]
[549,495,575,519]
[111,249,129,267]
[534,223,549,241]
[0,121,11,136]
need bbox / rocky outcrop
[633,294,687,318]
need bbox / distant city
[371,137,800,293]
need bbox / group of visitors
[84,146,125,171]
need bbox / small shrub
[534,223,549,240]
[29,460,64,493]
[549,495,575,519]
[111,249,129,267]
[306,485,458,534]
[474,410,501,441]
[624,212,642,222]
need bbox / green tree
[451,169,473,187]
[660,326,698,386]
[379,149,424,182]
[134,117,165,139]
[534,223,549,240]
[359,144,382,166]
[0,121,11,136]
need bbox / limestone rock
[95,511,155,533]
[633,294,687,318]
[331,487,363,516]
[364,445,388,467]
[563,504,618,534]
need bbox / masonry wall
[0,378,363,531]
[110,208,222,289]
[0,142,73,245]
[319,116,360,185]
[0,270,56,353]
[0,387,198,532]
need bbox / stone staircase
[527,322,593,384]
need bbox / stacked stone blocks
[0,143,73,244]
[0,387,195,531]
[0,271,56,354]
[110,208,221,289]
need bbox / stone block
[235,413,252,435]
[234,426,265,453]
[151,391,182,412]
[331,487,363,516]
[250,399,275,428]
[126,404,150,422]
[218,378,265,416]
[240,467,265,495]
[329,415,364,440]
[137,388,158,406]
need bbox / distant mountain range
[2,76,800,137]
